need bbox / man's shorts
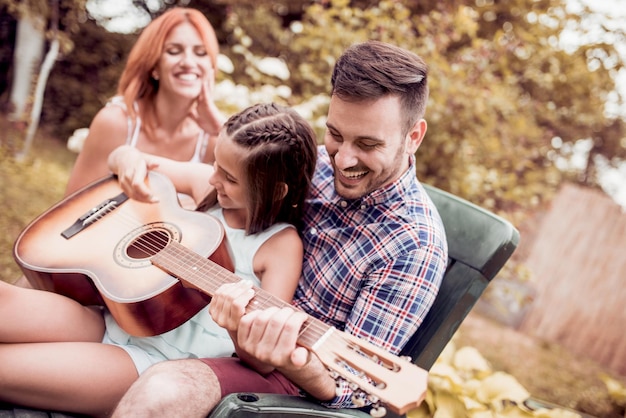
[199,357,302,398]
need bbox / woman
[0,103,317,417]
[65,7,225,205]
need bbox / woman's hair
[331,40,429,135]
[199,103,318,235]
[117,7,219,132]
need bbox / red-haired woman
[65,7,225,205]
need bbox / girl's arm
[107,145,214,206]
[210,228,303,374]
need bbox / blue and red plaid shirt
[293,146,448,408]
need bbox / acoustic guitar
[13,171,427,416]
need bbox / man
[112,40,448,417]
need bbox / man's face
[324,95,425,200]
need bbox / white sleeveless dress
[102,206,294,374]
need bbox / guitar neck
[153,241,428,415]
[151,241,331,349]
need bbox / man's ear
[406,119,427,154]
[274,182,288,201]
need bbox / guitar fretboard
[151,240,330,349]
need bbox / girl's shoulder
[256,224,301,256]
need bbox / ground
[455,311,626,418]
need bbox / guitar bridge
[61,192,129,239]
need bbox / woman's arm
[107,145,214,205]
[65,106,129,196]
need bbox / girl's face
[209,135,249,216]
[154,22,213,100]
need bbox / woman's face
[154,22,213,100]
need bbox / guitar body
[13,172,234,336]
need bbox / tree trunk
[8,14,45,123]
[16,37,59,160]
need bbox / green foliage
[0,118,74,282]
[41,19,134,140]
[20,0,626,219]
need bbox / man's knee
[142,360,221,406]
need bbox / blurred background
[1,0,625,416]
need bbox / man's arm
[235,307,337,402]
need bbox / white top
[102,205,294,374]
[107,96,208,163]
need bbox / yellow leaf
[453,346,492,376]
[429,363,465,392]
[432,390,468,418]
[475,372,530,406]
[600,373,626,407]
[407,403,433,418]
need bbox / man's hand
[237,307,310,370]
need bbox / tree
[217,0,625,217]
[0,0,87,157]
[17,0,626,217]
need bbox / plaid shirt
[293,146,448,408]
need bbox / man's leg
[112,359,220,418]
[112,357,301,418]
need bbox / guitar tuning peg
[351,390,367,407]
[369,404,387,418]
[401,355,412,362]
[367,394,379,404]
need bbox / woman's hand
[189,67,225,136]
[107,145,159,203]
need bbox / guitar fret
[151,240,331,347]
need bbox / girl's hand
[209,281,255,332]
[107,145,159,203]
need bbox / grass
[0,118,75,283]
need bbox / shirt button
[360,204,366,210]
[340,201,348,208]
[310,227,318,235]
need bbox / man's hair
[331,40,429,134]
[117,7,219,135]
[221,103,318,235]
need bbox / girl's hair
[199,103,318,235]
[117,7,219,134]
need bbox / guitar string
[91,196,409,403]
[99,200,405,362]
[91,200,335,343]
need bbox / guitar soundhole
[114,222,181,269]
[127,229,171,259]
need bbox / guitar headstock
[310,329,428,416]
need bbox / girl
[0,103,317,417]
